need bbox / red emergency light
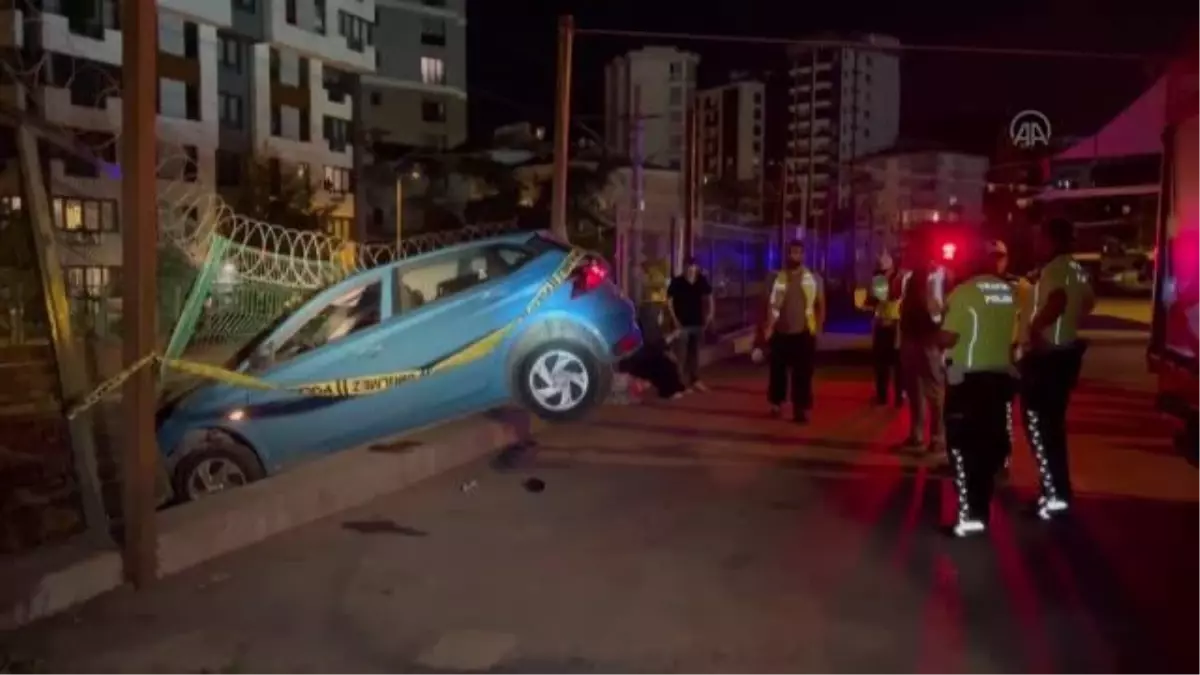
[941,242,957,261]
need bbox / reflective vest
[770,268,820,333]
[943,274,1018,374]
[1032,254,1092,347]
[871,273,901,322]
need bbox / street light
[395,166,422,251]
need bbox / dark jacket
[637,302,669,350]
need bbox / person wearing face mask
[754,240,825,423]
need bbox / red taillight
[941,242,957,261]
[571,259,608,296]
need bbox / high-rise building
[697,78,766,184]
[362,0,467,152]
[783,34,901,227]
[0,0,378,288]
[604,47,700,169]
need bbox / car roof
[340,230,545,286]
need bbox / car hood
[156,380,245,429]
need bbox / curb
[0,408,539,631]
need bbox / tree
[223,155,342,235]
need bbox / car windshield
[272,282,382,362]
[225,291,316,370]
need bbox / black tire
[515,339,607,422]
[171,431,266,503]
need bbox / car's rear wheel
[517,340,606,422]
[172,431,265,502]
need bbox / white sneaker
[1037,497,1069,521]
[692,381,710,392]
[952,519,987,537]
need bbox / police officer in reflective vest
[937,242,1019,537]
[867,252,904,406]
[761,239,825,423]
[986,239,1029,471]
[1021,218,1095,520]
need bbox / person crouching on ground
[620,293,686,400]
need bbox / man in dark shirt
[667,256,714,391]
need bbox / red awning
[1054,76,1167,161]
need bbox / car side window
[272,280,383,362]
[393,245,532,315]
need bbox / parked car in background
[156,231,641,501]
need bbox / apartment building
[784,33,901,227]
[358,0,467,240]
[854,148,989,253]
[0,0,376,295]
[362,0,466,152]
[604,47,700,169]
[697,78,765,184]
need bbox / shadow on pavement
[766,469,1196,673]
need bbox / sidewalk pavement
[0,329,792,629]
[1,407,541,631]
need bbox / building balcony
[159,0,232,28]
[268,3,376,74]
[39,11,122,66]
[323,88,353,120]
[40,86,121,132]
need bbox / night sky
[466,0,1196,154]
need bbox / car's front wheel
[516,340,606,422]
[172,431,266,502]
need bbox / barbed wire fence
[0,3,522,552]
[1,2,522,366]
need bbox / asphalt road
[3,339,1196,673]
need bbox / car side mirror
[248,342,274,371]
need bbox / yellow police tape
[66,248,589,421]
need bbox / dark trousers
[1019,343,1086,504]
[768,332,816,410]
[871,323,902,403]
[624,346,685,398]
[674,327,703,386]
[945,371,1015,523]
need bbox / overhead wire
[573,28,1159,62]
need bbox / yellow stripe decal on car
[66,249,589,420]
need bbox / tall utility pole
[550,15,575,242]
[682,97,698,260]
[120,0,160,587]
[351,73,367,244]
[627,87,645,299]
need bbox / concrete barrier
[0,407,539,630]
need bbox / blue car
[157,231,642,502]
